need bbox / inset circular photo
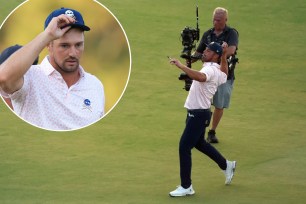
[0,0,131,131]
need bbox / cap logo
[65,10,76,19]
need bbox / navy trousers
[179,109,227,188]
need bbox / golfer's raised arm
[0,15,75,94]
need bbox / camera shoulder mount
[178,5,200,91]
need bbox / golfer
[168,42,236,197]
[0,8,105,130]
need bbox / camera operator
[193,7,239,143]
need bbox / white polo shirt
[184,62,227,110]
[6,56,105,131]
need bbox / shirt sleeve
[88,74,105,117]
[200,66,213,82]
[219,72,227,85]
[0,76,28,101]
[227,29,239,47]
[9,71,31,103]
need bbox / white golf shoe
[224,160,236,185]
[169,185,195,197]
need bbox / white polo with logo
[184,62,227,110]
[8,56,105,130]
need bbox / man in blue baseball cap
[168,42,236,197]
[0,8,105,130]
[44,8,90,31]
[207,41,223,56]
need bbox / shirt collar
[41,56,56,76]
[211,25,230,34]
[203,62,220,69]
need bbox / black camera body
[178,6,200,91]
[178,72,193,91]
[180,26,200,59]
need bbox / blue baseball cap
[0,45,39,65]
[44,8,90,31]
[207,42,223,56]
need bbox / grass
[1,0,306,203]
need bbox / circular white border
[0,0,132,132]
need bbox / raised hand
[44,14,76,40]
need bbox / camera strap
[206,26,237,46]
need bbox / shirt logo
[188,113,195,118]
[82,99,92,112]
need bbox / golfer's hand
[221,42,228,57]
[169,58,184,69]
[44,14,76,40]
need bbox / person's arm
[0,14,75,94]
[226,28,238,57]
[227,45,236,57]
[220,43,229,76]
[170,58,207,82]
